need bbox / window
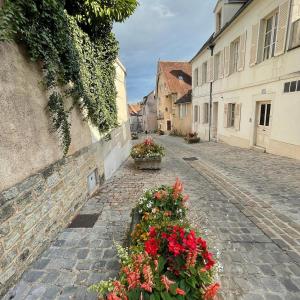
[259,103,271,126]
[179,104,187,119]
[230,38,240,74]
[165,107,168,112]
[263,12,278,61]
[284,80,300,93]
[194,105,199,122]
[202,62,208,84]
[228,103,236,127]
[216,9,222,32]
[178,75,183,81]
[204,103,209,123]
[290,18,300,49]
[214,52,220,80]
[194,68,199,87]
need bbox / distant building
[191,0,300,160]
[141,91,157,133]
[128,103,143,132]
[156,61,192,135]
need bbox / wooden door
[256,101,272,148]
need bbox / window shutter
[219,49,224,78]
[198,66,202,86]
[202,104,206,124]
[223,103,229,128]
[208,57,214,82]
[238,32,247,71]
[234,103,242,131]
[250,23,259,66]
[275,0,290,56]
[224,46,230,77]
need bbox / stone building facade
[0,40,130,295]
[156,61,192,135]
[191,0,300,160]
[141,91,157,133]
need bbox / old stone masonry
[4,135,300,300]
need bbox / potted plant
[131,137,165,170]
[158,129,165,136]
[184,132,200,144]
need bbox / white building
[191,0,300,160]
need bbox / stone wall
[0,38,131,295]
[0,121,131,296]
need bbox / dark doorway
[167,120,171,131]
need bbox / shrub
[90,179,220,300]
[131,137,165,159]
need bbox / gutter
[208,44,215,142]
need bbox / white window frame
[179,104,187,119]
[230,38,240,74]
[263,11,279,61]
[228,103,236,128]
[202,62,208,84]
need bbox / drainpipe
[208,43,215,142]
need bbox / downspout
[208,44,215,142]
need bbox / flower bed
[131,137,165,170]
[91,179,220,300]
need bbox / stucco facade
[192,0,300,160]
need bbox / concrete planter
[133,157,162,170]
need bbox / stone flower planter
[133,157,162,170]
[185,137,200,144]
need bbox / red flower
[154,191,162,200]
[183,194,189,201]
[204,283,220,300]
[145,238,159,256]
[141,282,153,293]
[149,226,156,238]
[176,288,186,295]
[144,137,154,146]
[203,252,215,271]
[107,293,122,300]
[197,237,207,250]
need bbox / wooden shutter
[224,46,230,77]
[249,23,259,66]
[275,0,291,56]
[208,57,214,82]
[234,103,242,131]
[223,103,229,128]
[219,49,224,78]
[238,32,247,71]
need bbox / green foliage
[0,0,138,155]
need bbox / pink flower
[176,288,186,295]
[161,275,175,291]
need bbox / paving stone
[4,136,300,299]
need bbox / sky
[113,0,216,104]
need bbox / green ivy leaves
[0,0,136,155]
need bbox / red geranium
[204,283,220,300]
[145,238,159,256]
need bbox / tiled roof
[158,61,192,97]
[128,103,142,115]
[175,90,192,104]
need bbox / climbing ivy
[0,0,138,155]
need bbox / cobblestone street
[4,135,300,300]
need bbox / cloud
[114,0,216,103]
[151,4,176,18]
